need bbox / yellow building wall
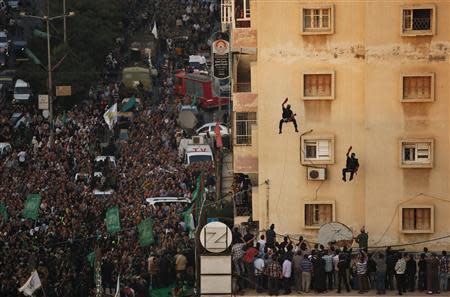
[235,0,450,250]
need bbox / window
[400,206,434,233]
[302,72,335,100]
[400,139,433,168]
[302,6,334,34]
[305,203,333,228]
[401,74,434,102]
[185,80,204,98]
[401,6,435,36]
[301,136,334,165]
[235,112,256,145]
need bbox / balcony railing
[221,0,251,29]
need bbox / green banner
[138,218,154,246]
[87,251,95,268]
[105,206,121,234]
[0,202,8,223]
[121,96,136,112]
[23,194,42,220]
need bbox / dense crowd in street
[231,225,450,296]
[0,0,221,296]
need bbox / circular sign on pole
[199,221,233,253]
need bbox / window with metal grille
[402,75,433,101]
[402,208,432,231]
[303,8,331,31]
[235,112,256,145]
[304,140,331,160]
[304,74,333,98]
[402,142,431,164]
[402,7,434,35]
[305,204,332,227]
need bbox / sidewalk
[240,290,437,297]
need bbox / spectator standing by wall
[292,250,303,293]
[418,253,428,291]
[282,255,292,294]
[395,253,407,295]
[439,251,449,293]
[356,252,369,294]
[323,249,334,290]
[405,254,417,292]
[374,252,387,295]
[254,254,265,293]
[300,254,312,293]
[266,224,276,249]
[266,254,282,296]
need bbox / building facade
[224,0,450,250]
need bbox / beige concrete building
[223,0,450,250]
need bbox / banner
[214,121,223,148]
[182,208,195,239]
[87,251,95,268]
[23,194,42,220]
[138,218,154,246]
[106,206,121,234]
[121,96,136,112]
[103,103,118,130]
[18,270,42,296]
[0,202,8,223]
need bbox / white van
[184,144,213,165]
[145,196,191,207]
[13,79,32,102]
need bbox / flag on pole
[105,206,121,234]
[138,218,154,246]
[87,251,95,268]
[151,21,158,39]
[0,202,8,223]
[23,194,42,220]
[18,270,42,296]
[115,275,120,297]
[214,121,223,148]
[103,103,118,130]
[182,206,195,239]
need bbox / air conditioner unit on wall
[307,167,326,181]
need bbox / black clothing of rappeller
[342,155,359,181]
[279,106,298,133]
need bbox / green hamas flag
[105,206,121,234]
[0,202,8,223]
[87,251,95,267]
[23,194,42,220]
[121,96,136,112]
[138,218,154,246]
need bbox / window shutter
[305,204,313,226]
[318,140,330,158]
[402,208,414,230]
[416,143,430,162]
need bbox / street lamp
[20,6,75,141]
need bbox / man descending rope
[342,146,359,182]
[279,98,298,134]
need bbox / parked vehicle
[174,70,229,109]
[184,144,214,165]
[196,122,230,137]
[13,79,32,102]
[145,196,191,207]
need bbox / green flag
[24,48,42,65]
[0,202,8,223]
[121,96,136,112]
[138,218,154,246]
[182,206,195,239]
[87,251,95,267]
[61,111,67,124]
[105,206,121,234]
[23,194,42,220]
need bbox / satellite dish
[42,110,50,119]
[318,222,354,248]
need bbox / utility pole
[63,0,67,43]
[46,0,53,141]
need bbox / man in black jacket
[279,98,298,134]
[342,146,359,181]
[405,254,417,292]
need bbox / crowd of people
[0,0,221,296]
[232,225,450,296]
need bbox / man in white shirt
[254,255,265,293]
[395,253,407,296]
[257,234,266,256]
[282,256,292,294]
[333,250,340,290]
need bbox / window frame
[301,4,334,35]
[400,5,436,36]
[234,111,257,146]
[301,71,335,100]
[400,73,435,102]
[399,205,434,234]
[303,200,335,229]
[399,139,434,168]
[301,134,335,165]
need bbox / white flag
[18,270,42,296]
[103,103,117,130]
[114,275,120,297]
[151,21,158,39]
